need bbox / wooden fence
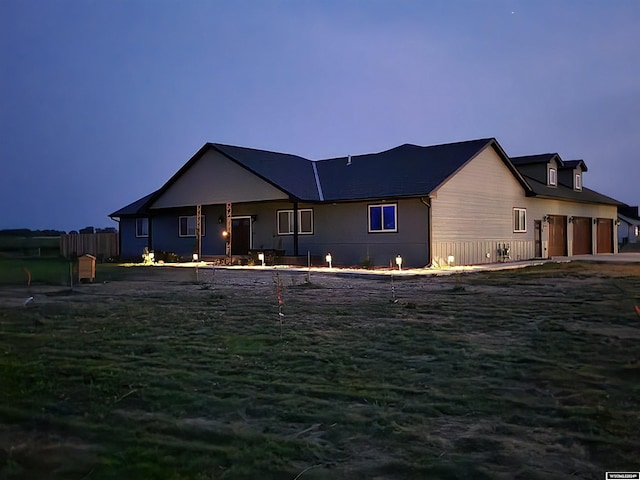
[60,233,119,260]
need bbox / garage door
[548,215,567,257]
[572,217,592,255]
[596,218,613,253]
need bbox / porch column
[196,204,202,260]
[226,202,232,265]
[293,201,299,256]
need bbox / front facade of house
[110,138,622,267]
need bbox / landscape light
[258,252,265,267]
[222,230,229,239]
[395,254,403,271]
[325,253,332,269]
[192,253,198,262]
[447,255,455,267]
[148,252,154,261]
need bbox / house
[618,205,640,246]
[109,138,623,267]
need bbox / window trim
[513,208,527,233]
[368,203,398,233]
[135,218,149,238]
[179,215,205,237]
[276,209,314,235]
[548,167,557,186]
[574,173,582,190]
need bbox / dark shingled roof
[511,153,561,166]
[562,159,588,172]
[109,191,158,217]
[315,138,509,201]
[213,143,320,201]
[521,175,622,205]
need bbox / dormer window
[575,173,582,190]
[549,168,557,186]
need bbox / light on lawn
[222,230,229,239]
[192,253,198,262]
[447,255,455,266]
[325,253,332,269]
[148,252,154,261]
[258,252,265,267]
[395,254,403,270]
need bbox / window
[549,168,557,186]
[179,215,205,237]
[369,204,397,232]
[575,173,582,190]
[135,218,148,237]
[513,208,527,233]
[277,209,313,235]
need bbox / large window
[277,209,313,235]
[135,218,148,238]
[513,208,527,233]
[179,215,205,237]
[548,168,557,186]
[369,204,397,232]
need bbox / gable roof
[213,143,320,201]
[562,159,588,172]
[520,174,622,205]
[510,153,562,166]
[109,191,158,217]
[315,138,530,201]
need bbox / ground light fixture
[258,252,265,267]
[148,252,154,262]
[325,253,332,269]
[395,254,403,271]
[447,255,455,267]
[192,253,198,262]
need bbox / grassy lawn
[0,262,639,479]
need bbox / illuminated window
[277,209,313,235]
[135,218,148,237]
[179,215,205,237]
[575,173,582,190]
[549,168,557,186]
[513,208,527,233]
[369,204,397,232]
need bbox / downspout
[293,200,299,256]
[420,197,432,267]
[109,216,121,259]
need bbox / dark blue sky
[1,0,639,231]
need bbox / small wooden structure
[78,254,96,282]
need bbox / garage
[572,216,592,255]
[596,218,613,253]
[548,215,567,257]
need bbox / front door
[231,217,251,255]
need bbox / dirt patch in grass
[0,262,639,479]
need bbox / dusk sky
[1,0,639,231]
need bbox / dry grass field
[1,262,639,479]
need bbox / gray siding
[152,150,288,209]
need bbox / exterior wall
[241,198,430,267]
[523,198,618,256]
[150,205,228,257]
[143,198,429,267]
[618,217,639,245]
[152,150,288,209]
[120,217,149,259]
[431,146,532,266]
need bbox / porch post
[226,202,232,265]
[293,201,299,256]
[196,204,202,260]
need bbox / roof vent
[347,155,352,166]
